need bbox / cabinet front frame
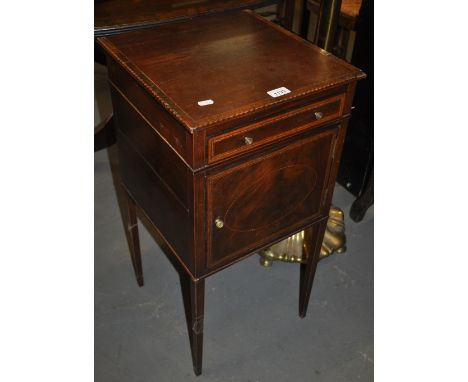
[205,125,340,271]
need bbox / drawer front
[206,128,337,269]
[208,94,344,163]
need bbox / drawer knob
[314,111,324,120]
[215,217,224,229]
[244,136,254,145]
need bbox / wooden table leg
[124,189,144,287]
[299,221,327,318]
[94,114,116,152]
[181,274,205,375]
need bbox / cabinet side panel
[110,87,190,208]
[117,130,194,275]
[107,57,192,166]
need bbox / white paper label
[267,87,291,98]
[197,99,214,106]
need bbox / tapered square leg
[299,221,327,318]
[124,189,144,287]
[180,274,205,376]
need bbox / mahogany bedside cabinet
[98,10,364,376]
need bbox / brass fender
[259,206,346,267]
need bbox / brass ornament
[259,207,346,267]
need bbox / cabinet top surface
[95,0,275,35]
[99,10,364,131]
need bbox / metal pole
[314,0,342,52]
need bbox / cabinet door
[206,128,338,269]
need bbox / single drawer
[208,94,345,163]
[206,128,338,270]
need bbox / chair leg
[124,189,144,287]
[300,0,311,39]
[180,274,205,376]
[350,168,374,223]
[282,0,295,31]
[299,221,327,318]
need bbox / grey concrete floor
[95,144,374,381]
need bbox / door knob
[244,136,254,145]
[215,218,224,229]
